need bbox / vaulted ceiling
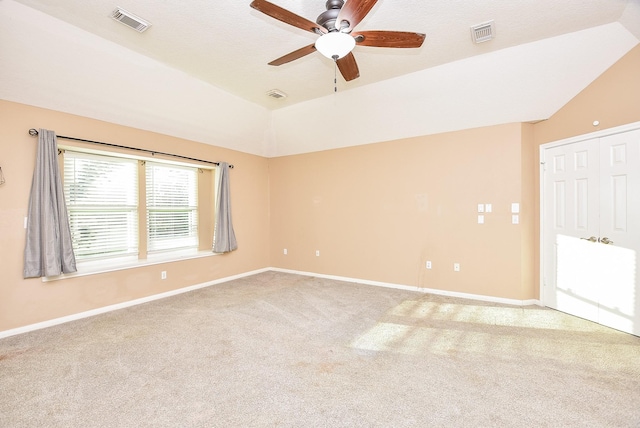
[1,0,639,156]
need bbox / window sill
[42,249,219,282]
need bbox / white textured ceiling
[1,0,639,156]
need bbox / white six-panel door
[597,130,640,334]
[543,138,601,323]
[542,127,640,336]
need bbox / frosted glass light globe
[315,32,355,60]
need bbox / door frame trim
[539,121,640,306]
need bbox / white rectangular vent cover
[110,8,151,33]
[470,20,495,43]
[266,89,287,99]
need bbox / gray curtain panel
[213,162,238,253]
[23,129,77,278]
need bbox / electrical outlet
[283,248,287,255]
[161,271,167,280]
[453,263,460,272]
[315,250,320,257]
[426,261,432,269]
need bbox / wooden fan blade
[353,30,426,48]
[336,0,378,31]
[268,44,317,66]
[250,0,326,34]
[336,52,360,81]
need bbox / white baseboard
[270,267,542,307]
[0,266,541,339]
[0,267,270,340]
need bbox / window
[62,148,213,268]
[146,162,198,253]
[64,151,138,260]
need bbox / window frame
[63,150,140,261]
[145,160,200,255]
[45,143,218,281]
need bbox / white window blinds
[63,151,138,260]
[146,162,198,253]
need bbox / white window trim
[58,144,216,170]
[42,249,220,282]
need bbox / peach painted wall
[520,123,536,299]
[267,45,639,302]
[0,100,270,333]
[533,44,640,146]
[269,123,535,301]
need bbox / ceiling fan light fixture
[314,32,355,60]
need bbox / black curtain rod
[28,128,233,168]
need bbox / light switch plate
[511,203,520,213]
[512,214,519,224]
[485,204,492,213]
[478,215,484,224]
[477,204,485,213]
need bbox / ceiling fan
[250,0,426,81]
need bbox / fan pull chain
[332,55,338,93]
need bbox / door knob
[580,236,598,242]
[599,237,614,245]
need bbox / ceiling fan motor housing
[316,0,345,32]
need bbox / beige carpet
[1,271,640,427]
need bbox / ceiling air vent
[110,8,151,33]
[266,89,287,99]
[470,20,495,43]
